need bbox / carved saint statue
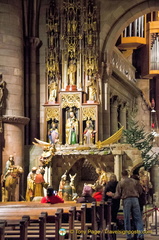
[48,80,58,102]
[48,122,59,144]
[83,119,96,145]
[87,77,97,102]
[68,60,77,85]
[65,109,78,145]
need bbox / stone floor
[116,233,159,239]
[115,204,159,239]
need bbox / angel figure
[32,138,56,166]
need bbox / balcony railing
[112,47,136,83]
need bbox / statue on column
[65,108,78,145]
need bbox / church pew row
[1,204,89,240]
[0,201,113,240]
[0,209,66,240]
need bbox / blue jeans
[123,197,144,239]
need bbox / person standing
[107,170,144,240]
[103,173,120,223]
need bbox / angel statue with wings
[32,138,56,166]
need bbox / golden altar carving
[44,0,100,145]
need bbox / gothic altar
[43,0,100,146]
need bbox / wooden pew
[3,210,63,240]
[0,201,112,240]
[3,218,28,240]
[0,221,6,240]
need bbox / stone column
[110,96,118,135]
[112,150,123,180]
[150,165,159,207]
[120,102,127,129]
[29,37,41,142]
[0,0,30,200]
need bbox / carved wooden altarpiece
[44,0,100,145]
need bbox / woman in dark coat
[103,173,120,223]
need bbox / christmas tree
[123,119,159,170]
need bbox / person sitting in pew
[41,186,64,204]
[92,185,103,202]
[76,185,96,223]
[76,185,96,203]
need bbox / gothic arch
[101,0,159,57]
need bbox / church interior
[1,0,159,239]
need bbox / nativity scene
[0,1,159,239]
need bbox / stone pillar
[0,0,30,200]
[120,102,127,128]
[110,96,118,135]
[29,37,41,143]
[150,165,159,207]
[112,150,123,180]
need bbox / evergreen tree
[123,119,159,170]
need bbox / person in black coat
[103,173,120,223]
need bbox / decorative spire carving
[46,0,99,102]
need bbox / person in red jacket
[92,185,103,202]
[41,186,64,204]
